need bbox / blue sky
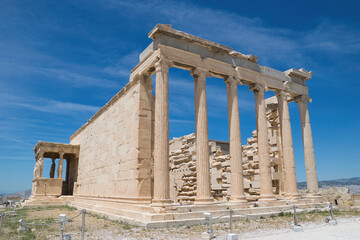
[1,0,359,193]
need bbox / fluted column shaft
[297,96,319,196]
[252,84,275,201]
[192,68,213,204]
[276,90,299,199]
[225,77,247,203]
[275,121,286,195]
[152,58,172,205]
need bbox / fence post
[59,214,68,240]
[327,202,337,225]
[0,212,4,237]
[81,209,86,240]
[18,219,26,233]
[229,209,233,233]
[202,212,214,239]
[226,209,238,240]
[293,205,298,226]
[330,202,334,220]
[291,205,303,232]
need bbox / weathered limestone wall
[169,97,284,203]
[70,78,153,202]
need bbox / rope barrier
[85,211,122,224]
[26,221,61,226]
[68,211,83,220]
[0,210,83,227]
[212,212,231,220]
[0,208,128,239]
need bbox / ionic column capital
[155,57,173,72]
[275,89,290,101]
[224,76,242,86]
[294,95,312,104]
[191,67,210,79]
[250,83,266,93]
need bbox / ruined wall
[70,78,153,202]
[169,97,283,203]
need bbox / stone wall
[169,97,284,203]
[70,78,153,203]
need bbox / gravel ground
[240,217,360,240]
[1,207,359,239]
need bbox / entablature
[34,141,80,159]
[130,24,312,97]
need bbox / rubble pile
[169,97,284,203]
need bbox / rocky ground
[241,217,360,240]
[0,206,359,239]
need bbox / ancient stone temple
[27,24,324,226]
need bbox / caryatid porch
[133,24,321,206]
[30,142,80,199]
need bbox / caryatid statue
[49,158,56,178]
[33,156,44,179]
[57,153,64,179]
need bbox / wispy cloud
[104,51,140,78]
[0,41,122,89]
[302,21,360,54]
[0,136,34,146]
[0,92,100,115]
[169,119,194,124]
[40,68,121,88]
[100,0,360,72]
[16,100,100,114]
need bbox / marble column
[225,76,247,203]
[276,90,300,199]
[152,58,172,206]
[57,152,64,179]
[252,84,275,201]
[49,158,56,178]
[275,120,286,195]
[296,95,320,197]
[192,67,213,204]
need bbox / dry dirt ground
[0,206,359,239]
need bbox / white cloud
[99,0,360,71]
[103,51,140,78]
[0,92,100,115]
[0,41,122,89]
[302,21,360,54]
[169,119,194,124]
[41,68,121,88]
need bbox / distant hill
[0,189,31,200]
[298,177,360,190]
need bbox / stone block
[225,233,238,240]
[201,232,214,239]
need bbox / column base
[194,197,214,205]
[285,193,301,200]
[258,194,276,202]
[306,193,322,198]
[151,199,172,207]
[229,195,248,204]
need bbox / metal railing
[202,203,339,238]
[0,203,339,239]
